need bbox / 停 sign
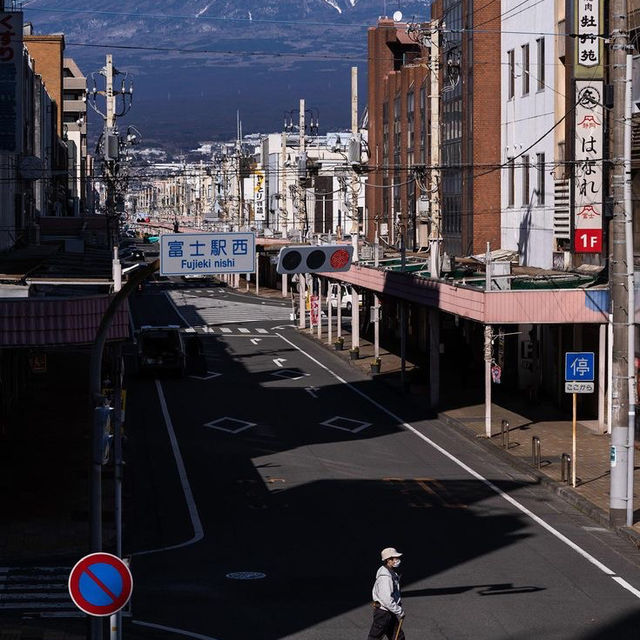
[573,82,603,254]
[565,352,595,381]
[160,232,255,276]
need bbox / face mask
[392,559,401,568]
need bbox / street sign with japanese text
[565,352,595,382]
[565,381,595,394]
[160,232,255,276]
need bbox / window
[536,153,545,205]
[521,44,530,95]
[420,84,426,164]
[407,90,415,168]
[507,158,515,207]
[508,50,515,99]
[536,38,545,91]
[522,155,530,205]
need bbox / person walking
[367,547,406,640]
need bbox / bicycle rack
[501,419,510,449]
[531,436,541,469]
[561,453,571,484]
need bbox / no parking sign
[68,552,133,616]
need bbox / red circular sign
[330,249,350,270]
[68,552,133,617]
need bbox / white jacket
[372,565,404,617]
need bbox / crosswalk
[185,325,285,335]
[168,290,292,327]
[0,566,82,618]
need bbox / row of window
[506,153,546,207]
[507,37,545,99]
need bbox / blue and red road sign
[68,552,133,616]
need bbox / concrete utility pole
[350,67,360,353]
[609,0,634,527]
[281,128,288,233]
[429,20,442,278]
[299,98,307,235]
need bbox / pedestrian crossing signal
[276,245,353,274]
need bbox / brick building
[430,0,501,257]
[366,19,429,251]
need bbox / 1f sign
[574,229,602,253]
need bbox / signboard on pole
[0,12,23,153]
[564,352,595,393]
[68,552,132,617]
[310,295,319,326]
[254,170,266,222]
[160,232,256,276]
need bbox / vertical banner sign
[254,170,266,222]
[0,12,23,153]
[573,81,604,253]
[573,0,604,253]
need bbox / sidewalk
[239,278,640,549]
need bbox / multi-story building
[366,19,428,251]
[63,58,88,215]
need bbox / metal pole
[337,283,342,338]
[374,293,380,360]
[351,66,360,262]
[281,131,288,234]
[625,54,636,526]
[572,392,577,488]
[298,275,306,329]
[328,280,333,345]
[317,278,322,339]
[282,273,288,298]
[610,0,631,527]
[106,55,115,129]
[484,325,493,437]
[400,301,406,390]
[255,252,260,296]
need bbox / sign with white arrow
[273,358,287,368]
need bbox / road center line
[133,380,204,556]
[275,332,640,599]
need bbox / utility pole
[281,126,288,234]
[609,0,633,527]
[350,67,360,354]
[429,20,442,278]
[299,98,307,236]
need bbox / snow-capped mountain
[23,1,430,148]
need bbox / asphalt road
[123,280,640,640]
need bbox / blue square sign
[565,352,595,382]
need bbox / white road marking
[133,381,204,556]
[238,328,250,334]
[305,386,319,399]
[250,338,262,345]
[273,358,286,368]
[256,328,268,334]
[220,328,232,333]
[275,332,640,600]
[132,620,220,640]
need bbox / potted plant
[349,346,360,360]
[334,336,344,351]
[370,357,381,374]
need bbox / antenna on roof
[393,10,403,22]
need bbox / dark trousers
[367,608,405,640]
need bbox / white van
[327,283,363,314]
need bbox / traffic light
[276,245,354,274]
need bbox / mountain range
[23,1,430,151]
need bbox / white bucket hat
[381,547,403,561]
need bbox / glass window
[536,38,545,91]
[508,158,515,207]
[522,155,530,205]
[536,153,545,205]
[508,50,515,99]
[522,44,530,95]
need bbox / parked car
[327,283,363,314]
[136,325,186,377]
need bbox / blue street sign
[565,352,595,382]
[160,232,256,276]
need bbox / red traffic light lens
[330,249,350,269]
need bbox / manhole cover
[226,571,266,580]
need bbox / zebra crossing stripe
[238,328,250,334]
[220,328,232,333]
[256,328,268,334]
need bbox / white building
[501,0,557,269]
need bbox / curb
[293,327,640,551]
